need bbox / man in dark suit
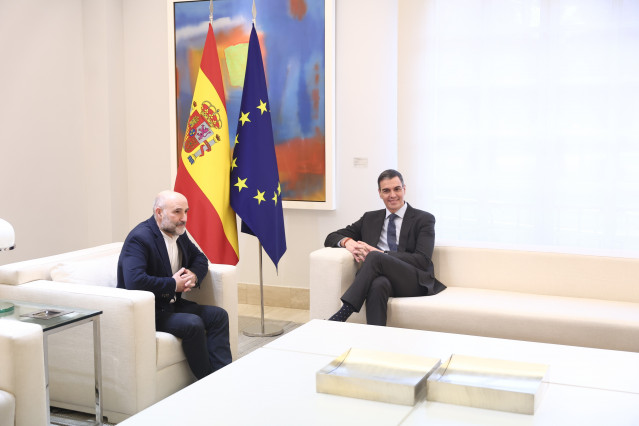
[325,169,446,326]
[117,190,231,379]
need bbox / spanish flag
[174,23,239,265]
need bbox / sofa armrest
[183,263,238,359]
[309,248,358,320]
[0,321,48,426]
[0,281,158,414]
[0,391,15,426]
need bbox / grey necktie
[387,213,398,252]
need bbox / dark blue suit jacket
[324,203,446,295]
[117,216,209,311]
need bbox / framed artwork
[167,0,335,209]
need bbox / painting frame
[167,0,335,210]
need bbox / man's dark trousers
[155,298,232,379]
[341,251,428,326]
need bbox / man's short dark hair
[377,169,405,189]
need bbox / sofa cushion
[50,253,119,287]
[156,332,187,370]
[433,246,639,303]
[387,287,639,352]
[0,242,123,285]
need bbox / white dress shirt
[161,231,182,301]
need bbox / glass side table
[0,299,103,425]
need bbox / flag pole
[234,0,285,337]
[243,242,283,337]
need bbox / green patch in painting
[225,43,249,87]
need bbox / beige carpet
[237,316,302,358]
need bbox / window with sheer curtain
[412,0,639,257]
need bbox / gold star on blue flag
[230,24,287,267]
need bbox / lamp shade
[0,218,15,251]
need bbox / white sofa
[0,321,48,426]
[310,246,639,352]
[0,242,238,423]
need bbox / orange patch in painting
[312,88,320,119]
[175,66,180,94]
[187,47,203,92]
[289,0,307,20]
[276,127,325,200]
[216,26,248,52]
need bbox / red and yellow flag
[174,23,239,265]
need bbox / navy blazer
[324,203,445,295]
[117,216,209,311]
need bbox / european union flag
[230,24,287,267]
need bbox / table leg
[93,317,103,426]
[43,334,50,425]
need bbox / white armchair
[0,242,238,423]
[0,321,48,426]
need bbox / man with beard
[117,190,231,379]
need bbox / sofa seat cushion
[387,287,639,352]
[156,332,187,370]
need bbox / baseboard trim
[238,283,309,310]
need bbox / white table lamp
[0,218,15,251]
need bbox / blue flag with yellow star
[230,24,287,267]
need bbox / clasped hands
[344,239,382,263]
[173,267,197,293]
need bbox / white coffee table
[120,320,639,425]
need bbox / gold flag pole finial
[252,0,256,25]
[209,0,214,26]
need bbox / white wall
[0,0,130,265]
[0,0,399,292]
[121,0,175,226]
[82,0,129,245]
[1,1,88,263]
[397,0,429,198]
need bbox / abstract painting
[169,0,334,209]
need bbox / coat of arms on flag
[183,101,224,164]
